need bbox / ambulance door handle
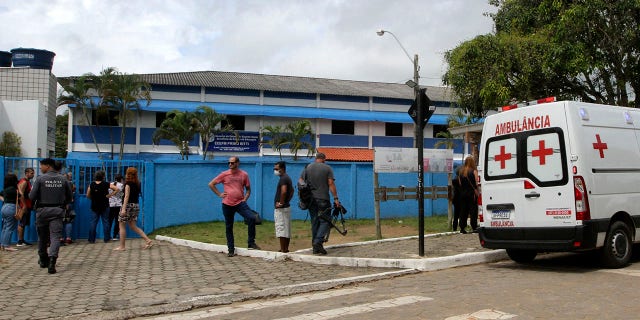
[525,192,540,198]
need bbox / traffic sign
[408,88,435,129]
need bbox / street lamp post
[377,29,426,256]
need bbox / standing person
[29,158,72,274]
[107,174,124,241]
[86,170,110,243]
[61,172,76,244]
[0,173,19,251]
[208,156,260,257]
[299,152,341,255]
[273,161,293,253]
[458,156,479,234]
[16,168,35,246]
[113,167,153,251]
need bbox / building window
[331,120,354,135]
[385,122,403,136]
[91,110,119,126]
[433,125,449,138]
[156,112,167,127]
[222,115,245,131]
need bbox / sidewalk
[0,233,507,320]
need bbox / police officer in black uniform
[29,158,72,274]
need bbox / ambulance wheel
[601,221,632,268]
[506,249,537,263]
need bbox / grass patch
[151,215,450,251]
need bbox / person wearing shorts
[273,161,293,253]
[112,167,153,251]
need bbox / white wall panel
[205,94,260,105]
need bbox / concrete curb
[155,233,509,271]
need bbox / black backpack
[298,166,313,210]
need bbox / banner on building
[206,131,260,153]
[374,147,453,173]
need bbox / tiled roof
[317,147,374,162]
[113,70,454,102]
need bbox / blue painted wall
[1,157,452,242]
[147,159,451,230]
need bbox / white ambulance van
[478,99,640,268]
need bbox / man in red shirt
[209,156,260,257]
[16,168,35,246]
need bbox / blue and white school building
[2,49,473,241]
[64,71,467,161]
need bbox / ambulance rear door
[482,102,574,229]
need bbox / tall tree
[444,0,640,115]
[55,112,69,158]
[152,110,197,160]
[260,124,287,159]
[57,74,104,158]
[260,120,315,160]
[284,119,315,161]
[0,131,22,157]
[191,105,235,160]
[100,68,151,167]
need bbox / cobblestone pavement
[0,239,404,320]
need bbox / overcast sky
[0,0,496,87]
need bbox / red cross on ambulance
[531,139,554,165]
[494,145,512,169]
[592,134,607,158]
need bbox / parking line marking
[274,295,433,320]
[445,309,517,320]
[147,287,372,320]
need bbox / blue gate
[1,157,146,244]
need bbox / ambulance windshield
[484,128,568,187]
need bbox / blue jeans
[62,222,73,240]
[1,203,18,247]
[88,207,110,243]
[221,201,256,251]
[309,199,331,246]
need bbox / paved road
[142,250,640,319]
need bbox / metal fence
[3,157,145,194]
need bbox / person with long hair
[458,156,479,234]
[86,170,110,243]
[113,167,153,251]
[0,173,19,251]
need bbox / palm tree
[191,105,236,160]
[152,110,197,160]
[100,68,151,168]
[434,130,456,149]
[284,119,315,161]
[260,124,287,159]
[57,74,104,159]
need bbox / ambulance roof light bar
[499,96,556,112]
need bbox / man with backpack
[299,153,341,255]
